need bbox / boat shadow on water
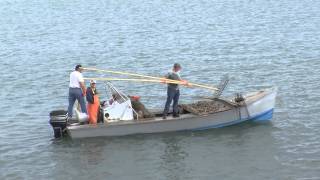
[47,120,278,179]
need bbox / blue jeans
[68,88,87,117]
[163,87,180,116]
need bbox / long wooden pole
[84,77,176,83]
[83,77,218,92]
[83,67,219,91]
[84,67,162,81]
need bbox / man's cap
[75,64,83,70]
[173,63,181,69]
[90,80,97,84]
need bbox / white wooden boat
[49,84,277,139]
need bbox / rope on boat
[83,67,219,91]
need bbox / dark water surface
[1,0,320,179]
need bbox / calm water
[1,0,320,179]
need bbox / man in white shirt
[67,64,87,118]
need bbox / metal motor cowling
[49,110,68,138]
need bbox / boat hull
[67,88,277,138]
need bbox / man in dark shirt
[162,63,187,119]
[86,80,100,124]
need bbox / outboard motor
[49,110,68,138]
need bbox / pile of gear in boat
[179,100,233,116]
[179,93,246,115]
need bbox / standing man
[162,63,188,119]
[68,64,87,118]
